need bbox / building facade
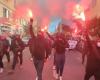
[0,0,15,26]
[0,0,15,34]
[0,0,15,18]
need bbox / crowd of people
[0,34,25,73]
[0,18,100,80]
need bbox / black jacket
[53,37,67,54]
[29,25,50,60]
[10,37,25,53]
[2,38,10,51]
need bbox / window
[3,8,9,18]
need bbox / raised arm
[29,24,35,38]
[29,18,35,38]
[86,35,100,60]
[46,32,55,41]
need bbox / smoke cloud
[15,0,94,25]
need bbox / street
[0,47,94,80]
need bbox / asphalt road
[0,48,94,80]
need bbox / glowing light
[75,28,77,33]
[41,26,47,32]
[73,4,85,21]
[76,4,81,12]
[44,26,47,30]
[41,29,45,32]
[80,12,85,21]
[28,9,33,18]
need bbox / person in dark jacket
[0,35,10,73]
[2,36,10,63]
[53,33,68,80]
[0,37,4,73]
[29,18,50,80]
[9,34,25,72]
[83,35,100,80]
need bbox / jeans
[53,53,56,66]
[0,55,3,68]
[55,53,65,76]
[33,58,44,80]
[3,51,10,62]
[12,52,23,70]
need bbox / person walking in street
[0,36,4,73]
[9,34,25,73]
[29,18,50,80]
[0,35,11,73]
[53,33,68,80]
[83,34,100,80]
[2,36,10,63]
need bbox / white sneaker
[53,69,56,77]
[0,68,3,73]
[35,77,38,80]
[54,73,59,80]
[59,76,63,80]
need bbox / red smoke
[14,0,93,23]
[41,16,49,28]
[13,5,29,19]
[63,1,76,20]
